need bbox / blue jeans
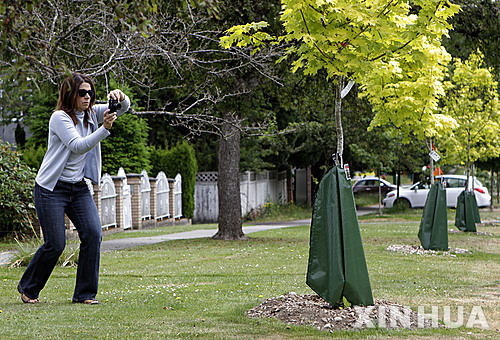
[18,181,102,302]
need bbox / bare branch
[2,1,284,137]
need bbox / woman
[18,73,130,304]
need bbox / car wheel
[394,198,411,209]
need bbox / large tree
[1,0,284,240]
[0,1,277,117]
[135,0,283,240]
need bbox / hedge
[149,141,197,219]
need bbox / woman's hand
[103,89,125,130]
[103,110,117,130]
[108,89,125,102]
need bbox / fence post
[126,173,142,229]
[149,175,157,223]
[112,169,125,230]
[168,178,174,221]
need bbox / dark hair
[56,73,95,127]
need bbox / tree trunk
[306,165,312,208]
[497,172,499,204]
[426,138,435,184]
[396,167,401,199]
[466,130,471,191]
[213,113,246,240]
[334,76,343,166]
[287,168,294,204]
[377,168,382,216]
[490,169,494,211]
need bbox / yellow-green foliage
[220,0,461,142]
[439,50,500,166]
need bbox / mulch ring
[386,244,472,256]
[248,293,443,332]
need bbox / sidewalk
[0,206,380,266]
[102,205,380,251]
[0,219,313,266]
[100,219,312,251]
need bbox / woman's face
[76,82,93,112]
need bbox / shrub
[390,199,411,213]
[0,143,37,236]
[21,143,46,170]
[149,141,197,219]
[101,112,151,174]
[23,83,58,148]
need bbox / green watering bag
[306,166,373,307]
[418,181,448,250]
[455,190,481,232]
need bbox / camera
[108,98,122,113]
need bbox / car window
[445,178,456,188]
[412,182,429,190]
[445,178,465,188]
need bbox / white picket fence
[64,169,182,235]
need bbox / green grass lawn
[1,211,499,339]
[354,193,382,207]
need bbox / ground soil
[248,293,442,332]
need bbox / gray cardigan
[36,96,130,191]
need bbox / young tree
[439,51,500,184]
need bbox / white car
[382,175,491,208]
